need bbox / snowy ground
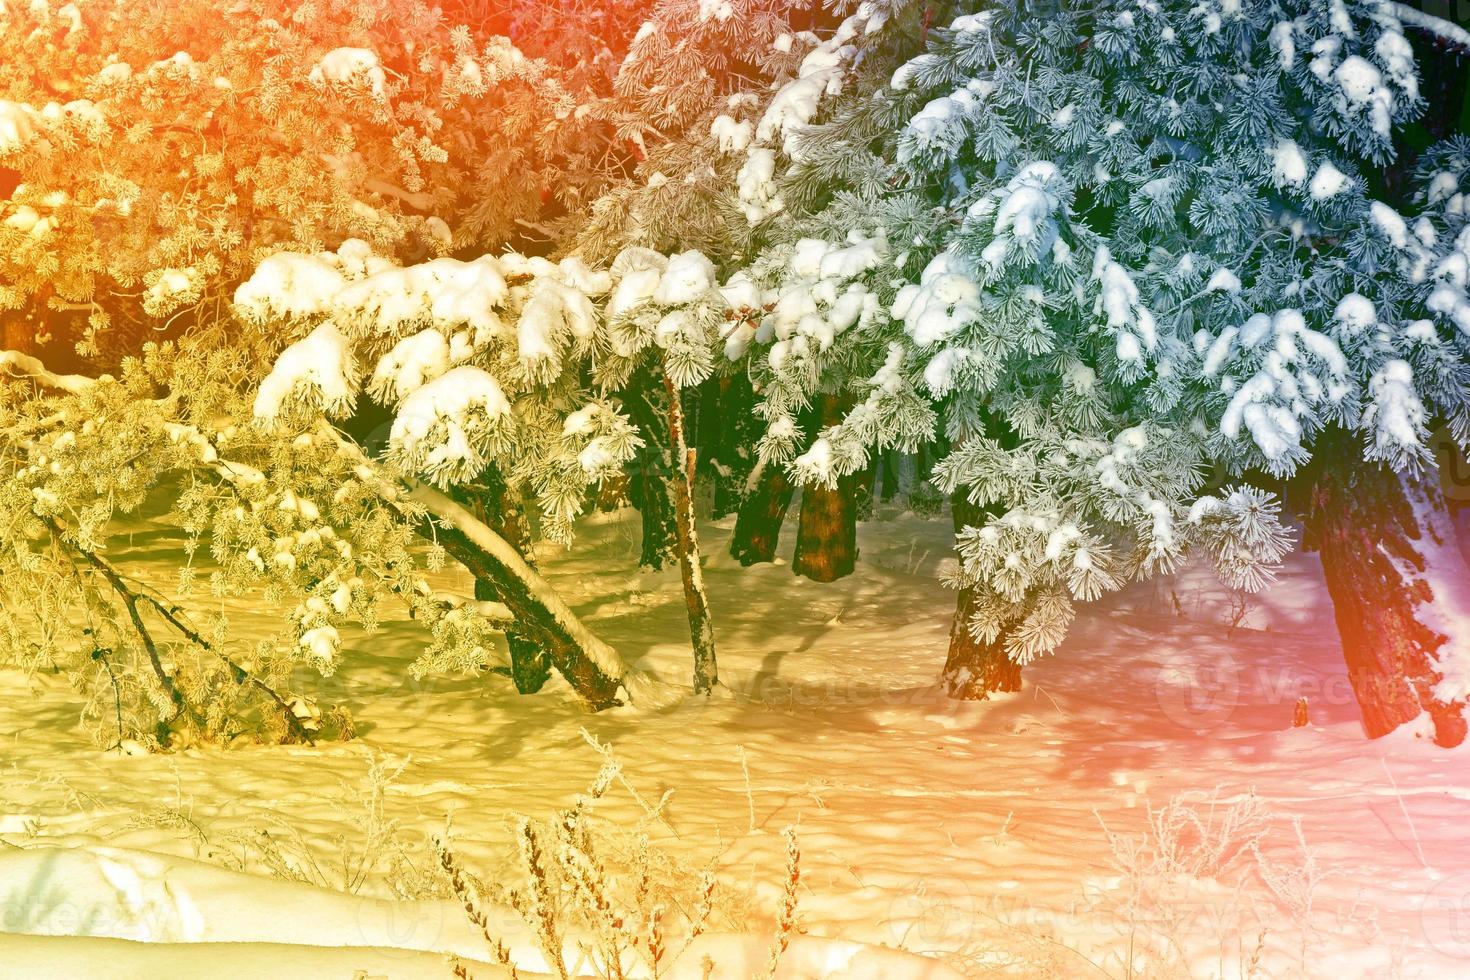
[2,505,1469,978]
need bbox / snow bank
[0,846,962,979]
[0,934,498,980]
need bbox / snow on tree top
[309,47,388,99]
[1364,359,1428,464]
[388,366,511,484]
[653,251,718,306]
[893,249,981,348]
[253,323,360,421]
[369,329,454,405]
[335,257,512,340]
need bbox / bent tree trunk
[729,462,795,566]
[1305,429,1470,747]
[943,490,1022,700]
[256,426,637,711]
[407,484,629,708]
[463,472,552,695]
[664,374,718,694]
[792,394,859,583]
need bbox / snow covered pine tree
[237,239,729,697]
[718,0,1470,743]
[567,0,862,572]
[0,0,715,745]
[0,0,630,361]
[717,0,1293,702]
[701,0,912,580]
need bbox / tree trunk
[2,314,33,356]
[879,451,902,502]
[664,374,718,694]
[942,492,1022,699]
[594,471,629,512]
[791,477,859,582]
[1304,429,1470,747]
[406,484,631,708]
[463,473,551,695]
[633,462,678,569]
[306,429,643,710]
[943,594,1024,700]
[622,380,678,569]
[729,462,795,566]
[705,373,760,519]
[857,458,878,520]
[791,396,859,583]
[1433,429,1470,567]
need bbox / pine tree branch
[0,350,97,393]
[131,591,318,745]
[428,593,517,626]
[43,517,195,736]
[41,515,316,745]
[1391,3,1470,54]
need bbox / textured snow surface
[2,510,1470,977]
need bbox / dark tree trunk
[464,472,551,695]
[2,315,32,355]
[942,491,1022,699]
[703,373,761,519]
[1434,429,1470,567]
[594,471,629,512]
[856,458,878,521]
[664,375,718,694]
[635,475,678,569]
[792,395,859,583]
[879,451,902,502]
[791,475,860,582]
[729,463,795,566]
[622,378,678,569]
[1303,429,1470,747]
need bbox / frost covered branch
[41,515,318,745]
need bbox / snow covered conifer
[0,0,631,360]
[715,1,1470,703]
[238,236,729,694]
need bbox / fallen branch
[43,517,195,738]
[42,516,315,745]
[133,590,317,745]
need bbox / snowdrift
[0,845,963,979]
